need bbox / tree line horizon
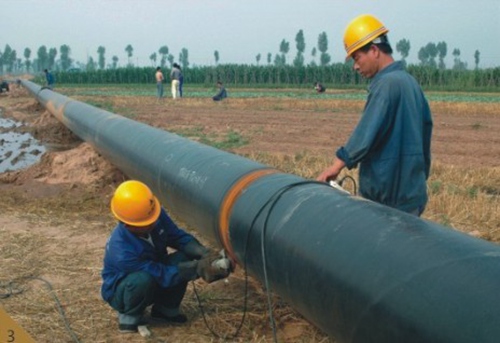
[0,30,491,74]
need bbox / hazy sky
[2,0,499,69]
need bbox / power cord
[192,268,249,340]
[337,175,358,195]
[0,276,81,343]
[0,280,24,299]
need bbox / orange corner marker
[0,306,35,343]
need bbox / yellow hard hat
[343,14,389,59]
[111,180,161,227]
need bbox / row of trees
[47,64,500,90]
[0,30,486,75]
[70,31,331,72]
[0,44,73,74]
[396,40,477,71]
[265,30,332,67]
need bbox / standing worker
[178,65,184,98]
[44,69,55,89]
[317,14,433,216]
[170,63,181,99]
[101,180,231,334]
[155,67,164,99]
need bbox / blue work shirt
[336,61,433,213]
[101,208,195,302]
[46,72,54,85]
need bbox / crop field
[0,82,499,342]
[60,83,500,102]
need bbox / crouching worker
[212,81,227,101]
[101,180,232,334]
[314,82,326,93]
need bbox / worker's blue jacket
[46,72,54,85]
[101,208,195,302]
[336,61,433,213]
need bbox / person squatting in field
[212,81,227,101]
[315,82,326,93]
[101,180,232,334]
[317,14,433,217]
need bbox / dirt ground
[125,94,500,168]
[0,81,499,343]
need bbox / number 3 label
[0,307,35,343]
[7,329,15,342]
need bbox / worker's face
[351,45,380,79]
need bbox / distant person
[0,80,9,93]
[212,81,227,101]
[170,63,181,99]
[101,180,231,334]
[317,14,433,216]
[178,65,184,98]
[155,67,164,99]
[44,69,55,89]
[315,82,326,93]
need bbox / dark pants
[108,252,189,321]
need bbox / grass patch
[84,99,115,112]
[172,126,205,139]
[200,130,249,150]
[471,122,482,130]
[425,162,500,241]
[173,127,249,151]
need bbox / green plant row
[38,64,500,91]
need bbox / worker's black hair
[359,34,393,55]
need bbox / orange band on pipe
[46,100,67,123]
[219,168,279,263]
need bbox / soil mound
[0,92,125,192]
[0,142,124,189]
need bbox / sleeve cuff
[336,147,356,170]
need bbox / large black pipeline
[22,80,500,343]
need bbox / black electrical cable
[0,280,24,299]
[191,270,249,340]
[338,175,358,195]
[0,276,81,343]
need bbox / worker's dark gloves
[177,260,200,282]
[183,239,210,260]
[196,251,232,283]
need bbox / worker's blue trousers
[107,252,189,324]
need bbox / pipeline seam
[218,168,279,262]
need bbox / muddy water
[0,111,46,173]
